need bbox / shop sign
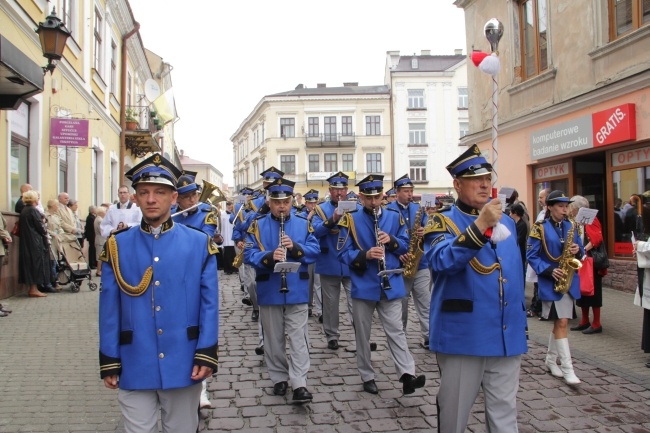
[611,146,650,167]
[531,103,637,160]
[530,116,593,160]
[307,172,332,181]
[592,103,636,147]
[534,162,569,180]
[50,118,89,147]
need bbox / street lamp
[35,7,71,75]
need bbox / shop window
[612,166,650,257]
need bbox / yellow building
[0,1,177,298]
[231,83,393,197]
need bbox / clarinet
[279,212,289,293]
[373,207,392,290]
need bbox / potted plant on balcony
[125,108,138,131]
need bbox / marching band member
[423,144,527,433]
[99,154,219,432]
[244,179,319,403]
[311,172,357,350]
[337,174,426,395]
[302,189,322,317]
[387,174,431,348]
[171,171,219,409]
[232,187,259,321]
[527,190,584,386]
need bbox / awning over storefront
[0,35,44,110]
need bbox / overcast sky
[129,0,467,185]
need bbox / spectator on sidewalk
[100,185,142,238]
[84,206,97,270]
[18,191,51,298]
[569,195,606,335]
[0,213,12,316]
[67,199,84,247]
[14,183,32,214]
[93,206,107,277]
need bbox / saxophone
[233,247,244,269]
[403,204,424,278]
[554,216,583,294]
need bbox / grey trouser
[436,353,521,433]
[402,268,432,340]
[352,297,415,382]
[260,303,310,389]
[320,275,352,341]
[118,383,201,433]
[308,263,322,314]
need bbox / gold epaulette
[529,221,543,240]
[204,212,218,226]
[208,236,219,255]
[105,236,153,297]
[423,213,447,235]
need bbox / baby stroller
[55,240,98,292]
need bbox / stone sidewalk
[0,272,649,432]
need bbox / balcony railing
[305,133,356,148]
[124,105,162,157]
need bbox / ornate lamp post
[35,8,71,75]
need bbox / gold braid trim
[107,236,153,297]
[444,215,500,275]
[536,223,561,262]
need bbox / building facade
[385,50,468,195]
[456,0,650,290]
[0,0,177,299]
[231,83,393,197]
[180,152,225,192]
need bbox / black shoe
[646,362,650,368]
[363,380,378,394]
[370,342,377,351]
[582,326,602,334]
[0,304,11,314]
[242,297,252,306]
[254,345,264,355]
[571,323,590,331]
[292,387,313,402]
[318,315,323,324]
[273,381,288,396]
[308,308,312,317]
[400,373,426,395]
[327,340,339,350]
[420,340,429,349]
[240,284,244,292]
[251,310,259,321]
[41,285,57,293]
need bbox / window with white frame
[309,154,319,172]
[110,40,117,95]
[366,153,381,173]
[280,155,296,174]
[60,0,75,38]
[365,116,380,136]
[342,154,353,171]
[342,116,353,136]
[93,7,103,73]
[458,87,468,109]
[324,153,337,172]
[409,123,426,145]
[460,121,469,138]
[324,116,337,141]
[308,117,319,137]
[410,160,427,182]
[408,89,425,109]
[280,118,295,138]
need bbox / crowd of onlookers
[2,184,112,301]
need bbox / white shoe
[545,333,563,378]
[200,381,212,408]
[556,338,581,385]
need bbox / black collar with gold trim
[140,218,174,234]
[271,213,291,222]
[455,199,481,216]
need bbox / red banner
[592,103,636,147]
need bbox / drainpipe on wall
[119,23,140,184]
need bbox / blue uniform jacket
[311,201,358,277]
[422,201,528,357]
[244,213,320,305]
[337,207,409,301]
[386,201,428,271]
[98,220,219,390]
[172,202,218,237]
[526,218,584,301]
[231,203,252,242]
